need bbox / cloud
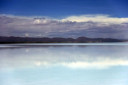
[62,15,128,24]
[0,14,128,39]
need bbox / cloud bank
[0,14,128,39]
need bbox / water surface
[0,43,128,85]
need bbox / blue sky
[0,0,128,39]
[0,0,128,18]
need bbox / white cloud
[0,14,128,39]
[62,15,128,24]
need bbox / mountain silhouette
[0,36,125,44]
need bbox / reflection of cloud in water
[0,45,128,69]
[61,59,128,68]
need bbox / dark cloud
[0,14,128,39]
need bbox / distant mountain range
[0,36,126,44]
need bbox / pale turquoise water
[0,43,128,85]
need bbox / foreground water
[0,43,128,85]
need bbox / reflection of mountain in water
[0,45,128,69]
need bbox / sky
[0,0,128,39]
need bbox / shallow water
[0,43,128,85]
